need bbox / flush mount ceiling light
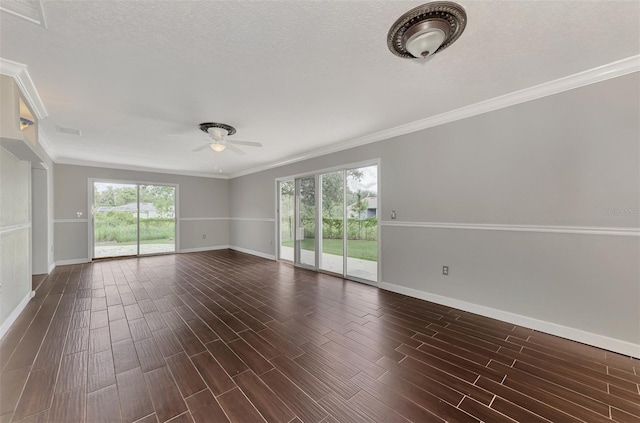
[388,1,467,59]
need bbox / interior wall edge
[55,258,90,266]
[179,245,230,254]
[229,246,276,260]
[0,290,34,340]
[380,281,640,359]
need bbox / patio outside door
[294,176,316,269]
[278,162,378,285]
[92,181,176,259]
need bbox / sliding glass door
[295,176,316,269]
[319,171,344,274]
[139,185,176,255]
[93,182,139,258]
[278,180,294,261]
[346,165,378,282]
[277,162,378,284]
[92,181,176,259]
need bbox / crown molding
[0,58,48,120]
[54,157,229,179]
[229,55,640,179]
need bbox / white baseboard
[180,245,230,254]
[379,281,640,359]
[229,246,276,260]
[48,262,56,274]
[55,258,90,266]
[0,290,35,340]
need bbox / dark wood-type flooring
[1,250,639,422]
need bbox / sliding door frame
[87,178,180,260]
[274,158,381,285]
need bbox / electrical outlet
[391,210,397,220]
[443,266,449,275]
[202,234,206,239]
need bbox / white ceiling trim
[229,55,640,179]
[54,157,229,180]
[0,57,48,120]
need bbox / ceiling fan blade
[225,144,246,155]
[192,143,212,152]
[227,140,262,147]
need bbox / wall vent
[0,1,47,28]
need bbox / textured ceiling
[1,1,639,177]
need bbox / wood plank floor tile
[172,327,206,357]
[488,360,611,416]
[89,326,112,354]
[476,376,583,423]
[152,327,183,357]
[130,318,153,342]
[217,388,267,423]
[87,349,116,393]
[227,338,273,375]
[233,370,295,423]
[238,330,282,361]
[4,252,637,423]
[260,369,327,423]
[55,350,88,394]
[64,327,90,355]
[166,352,207,398]
[185,389,230,423]
[256,328,303,359]
[110,318,132,343]
[317,393,375,423]
[293,352,361,400]
[12,366,57,420]
[458,397,517,423]
[348,389,412,423]
[86,384,122,423]
[205,340,248,377]
[0,367,30,415]
[144,366,188,423]
[165,411,194,423]
[113,339,141,374]
[49,385,86,423]
[190,351,235,396]
[134,337,166,373]
[117,368,155,423]
[145,312,169,332]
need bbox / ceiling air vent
[0,0,47,28]
[55,125,81,136]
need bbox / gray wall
[54,164,230,261]
[229,73,640,347]
[31,168,48,274]
[0,147,31,327]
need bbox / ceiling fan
[190,122,262,155]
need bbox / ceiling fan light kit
[199,122,236,137]
[388,1,467,59]
[189,122,262,155]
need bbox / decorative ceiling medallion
[199,122,236,136]
[388,1,467,59]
